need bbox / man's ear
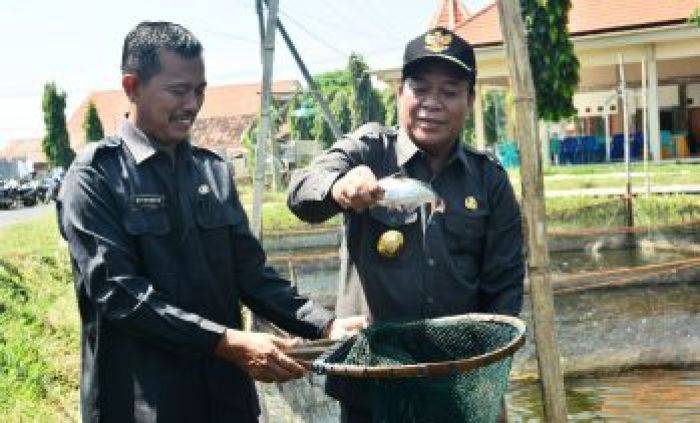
[122,74,140,102]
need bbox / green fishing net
[317,314,524,423]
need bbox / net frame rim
[313,313,526,379]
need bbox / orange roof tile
[67,80,300,150]
[455,0,699,47]
[428,0,471,30]
[190,115,254,157]
[67,90,129,150]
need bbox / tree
[382,88,398,127]
[287,91,314,140]
[520,0,579,121]
[484,90,507,144]
[287,55,387,146]
[83,101,105,142]
[313,91,338,148]
[690,8,700,26]
[347,53,385,128]
[460,113,475,146]
[330,89,352,134]
[42,82,75,168]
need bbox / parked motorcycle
[0,179,19,209]
[17,180,39,207]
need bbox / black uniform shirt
[58,120,334,423]
[288,124,524,321]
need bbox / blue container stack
[611,133,645,161]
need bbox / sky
[0,0,491,145]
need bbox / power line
[325,1,395,42]
[276,7,348,58]
[280,1,395,48]
[363,0,404,42]
[193,27,258,44]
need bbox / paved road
[0,203,55,228]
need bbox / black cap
[402,27,476,84]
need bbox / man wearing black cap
[287,27,524,421]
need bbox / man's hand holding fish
[331,165,384,211]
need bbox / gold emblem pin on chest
[377,230,405,259]
[198,184,211,195]
[465,196,478,210]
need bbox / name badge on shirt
[132,194,166,210]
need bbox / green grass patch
[237,184,342,232]
[545,194,700,231]
[546,197,627,230]
[634,194,700,226]
[509,162,700,191]
[0,213,79,421]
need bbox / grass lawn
[236,185,342,232]
[545,194,700,231]
[0,214,79,421]
[508,162,700,191]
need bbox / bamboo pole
[251,0,279,240]
[619,54,634,228]
[642,58,650,197]
[496,1,568,421]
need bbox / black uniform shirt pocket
[123,208,171,236]
[442,209,489,256]
[122,208,175,298]
[194,197,242,270]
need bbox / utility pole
[251,0,279,240]
[496,1,568,421]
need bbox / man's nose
[182,91,201,112]
[420,91,442,110]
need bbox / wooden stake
[496,1,568,421]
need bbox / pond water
[550,246,697,273]
[507,369,700,421]
[261,241,700,421]
[267,244,699,309]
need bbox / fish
[375,176,439,212]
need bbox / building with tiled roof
[376,0,700,162]
[427,0,471,30]
[67,80,301,159]
[453,0,699,47]
[0,137,47,177]
[0,138,46,163]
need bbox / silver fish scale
[376,176,438,212]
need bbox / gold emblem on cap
[464,196,478,210]
[377,230,405,259]
[198,184,211,195]
[424,29,452,53]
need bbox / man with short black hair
[288,27,524,421]
[58,21,363,422]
